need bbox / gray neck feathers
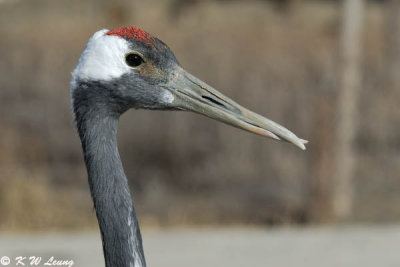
[73,82,146,267]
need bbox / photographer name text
[0,256,74,267]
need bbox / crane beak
[162,67,308,150]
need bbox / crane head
[71,27,307,150]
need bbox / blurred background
[1,0,399,229]
[0,0,399,265]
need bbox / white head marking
[71,29,131,87]
[161,90,174,104]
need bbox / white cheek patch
[71,29,131,87]
[161,90,174,104]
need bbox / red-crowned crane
[71,27,307,267]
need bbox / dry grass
[0,0,399,230]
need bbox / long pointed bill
[161,67,308,150]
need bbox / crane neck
[73,85,146,267]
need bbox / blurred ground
[1,225,400,267]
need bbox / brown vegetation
[0,0,398,230]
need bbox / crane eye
[125,53,145,68]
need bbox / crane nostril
[202,96,226,108]
[202,96,242,115]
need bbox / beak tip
[297,139,308,150]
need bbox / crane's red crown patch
[106,27,155,44]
